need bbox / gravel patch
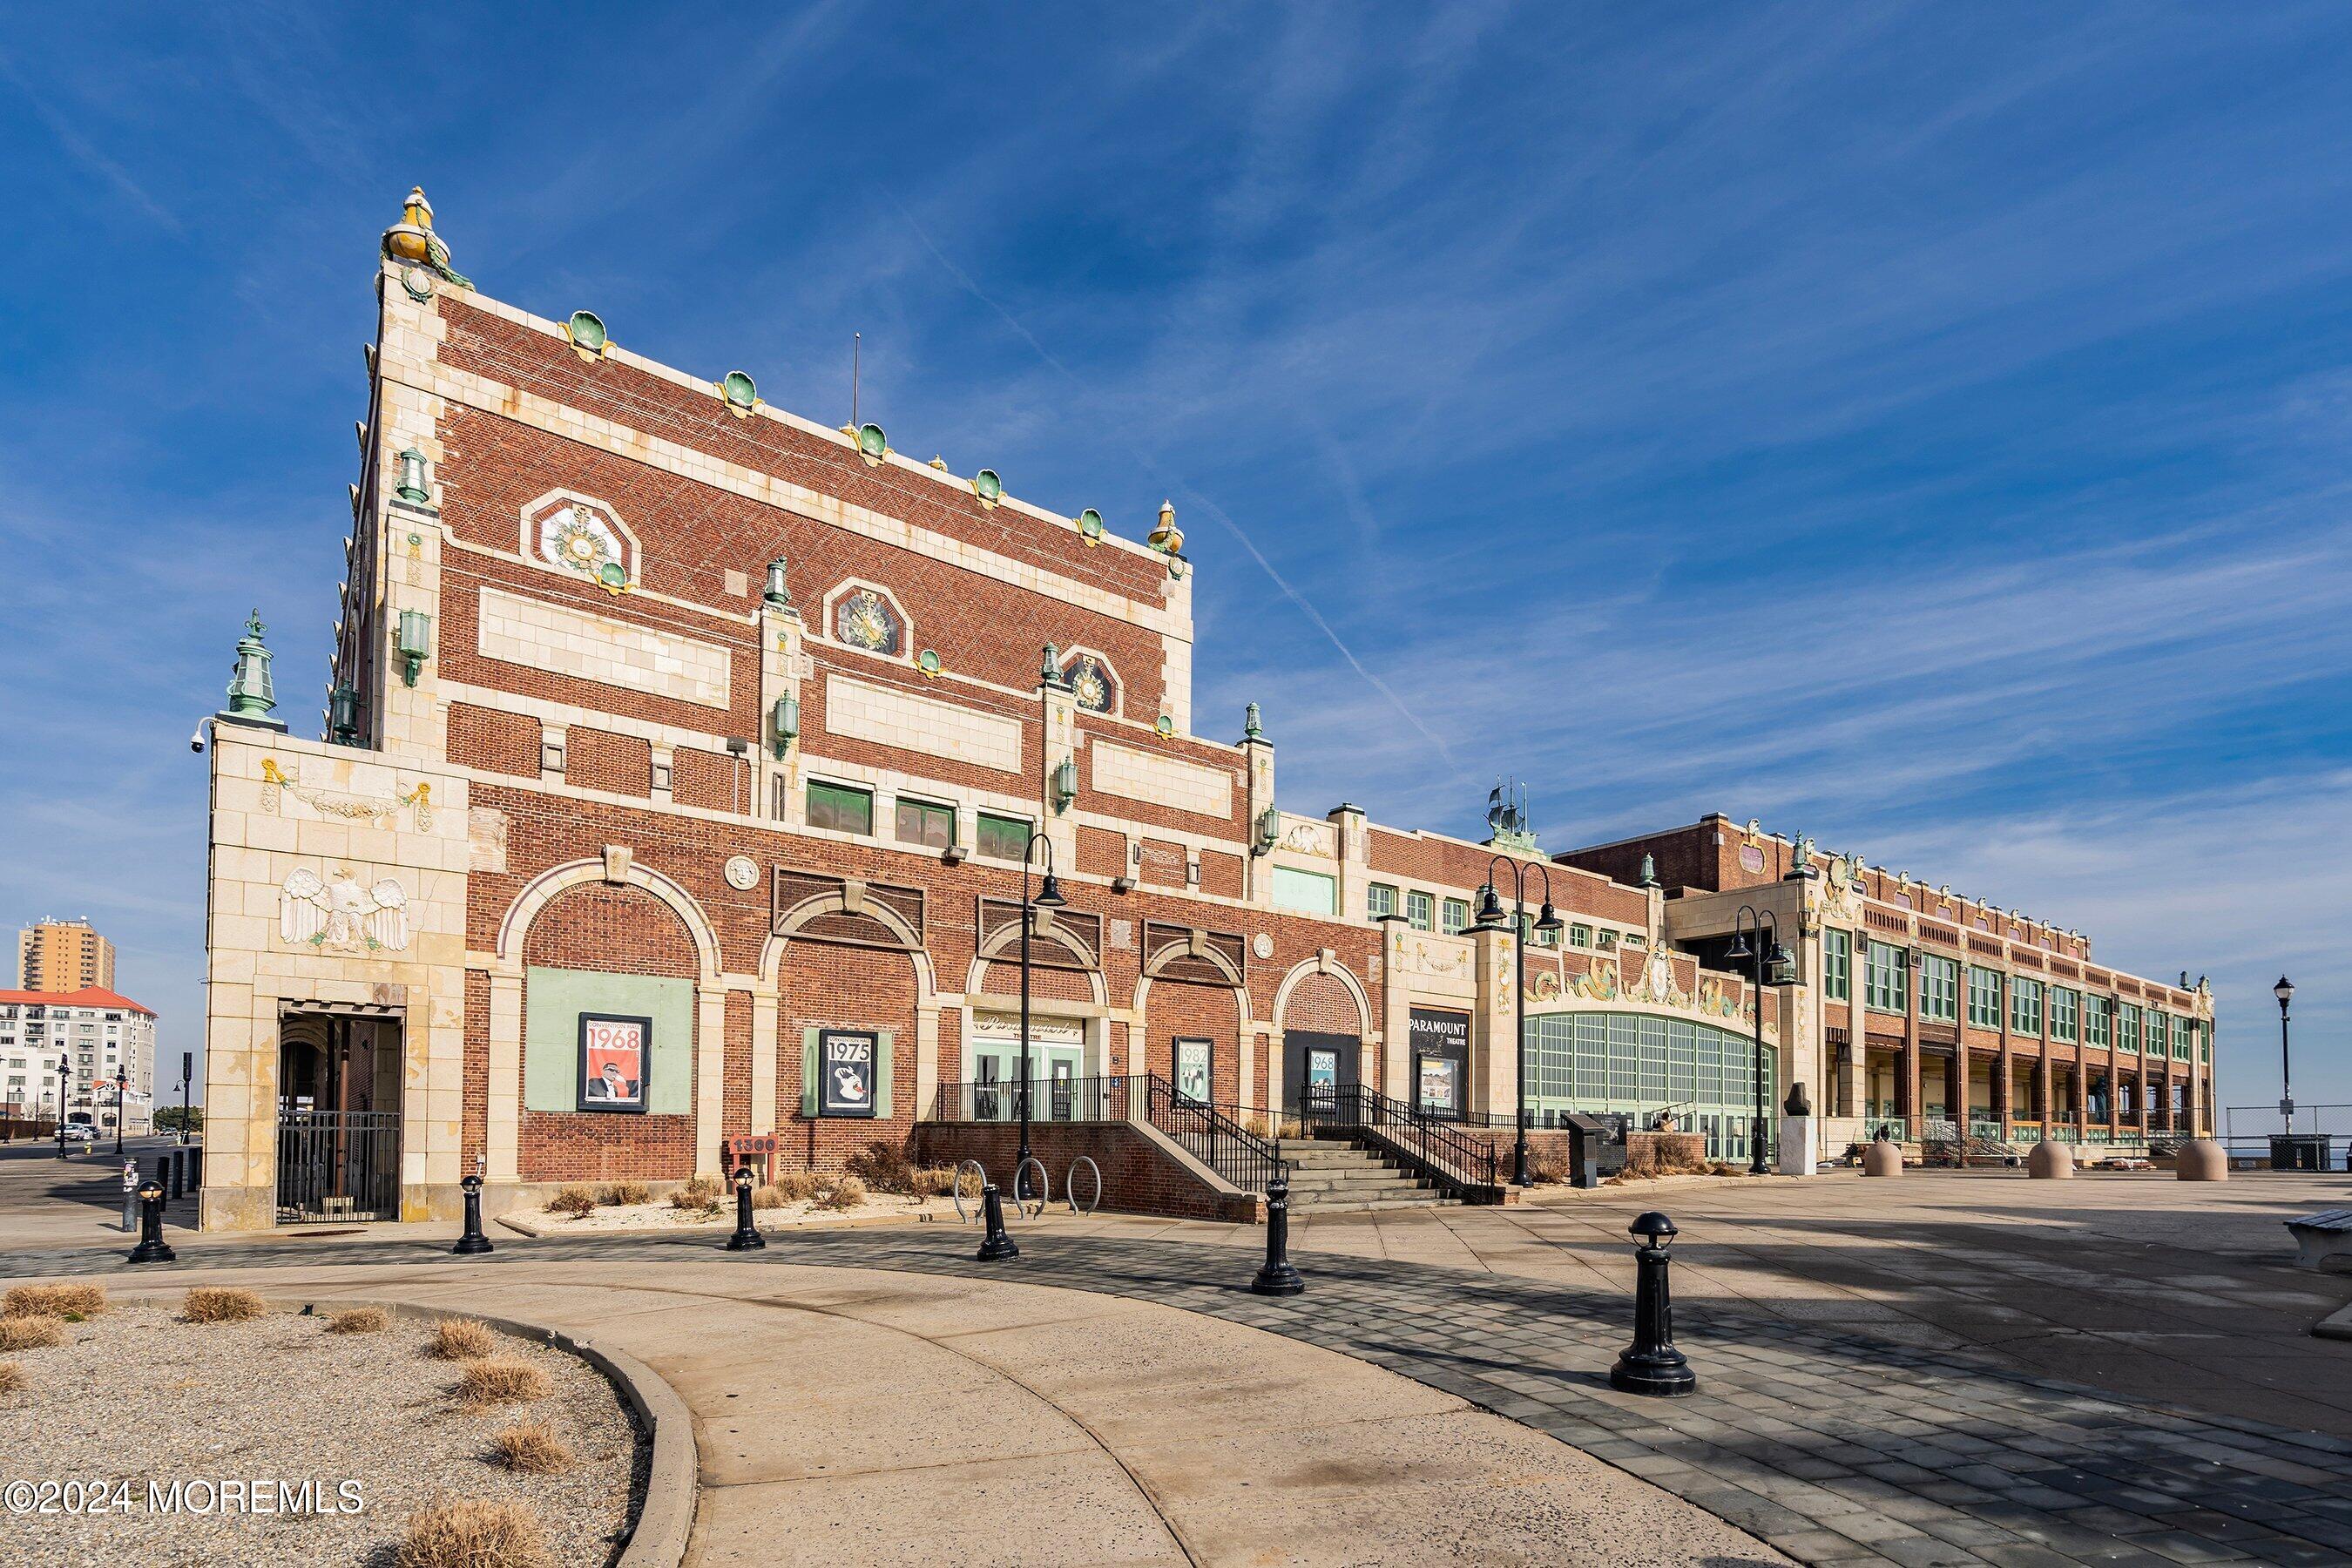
[0,1297,644,1566]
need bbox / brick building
[192,193,2215,1228]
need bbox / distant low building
[0,986,158,1134]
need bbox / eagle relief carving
[280,868,413,954]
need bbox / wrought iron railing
[1294,1085,1502,1195]
[275,1110,400,1224]
[1141,1075,1283,1193]
[930,1073,1281,1194]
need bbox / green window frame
[1271,865,1338,916]
[1405,890,1434,931]
[1821,929,1852,1002]
[1595,928,1620,950]
[1919,955,1959,1023]
[2011,977,2044,1036]
[2084,995,2111,1050]
[2200,1022,2211,1064]
[1968,966,2002,1029]
[1440,897,1471,935]
[2050,987,2078,1044]
[1366,882,1397,921]
[806,780,874,836]
[2173,1014,2193,1061]
[2146,1010,2166,1060]
[2118,1004,2140,1054]
[894,796,956,849]
[1864,940,1908,1014]
[974,811,1031,862]
[1568,923,1593,950]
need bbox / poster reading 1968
[578,1013,650,1113]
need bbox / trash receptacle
[2270,1134,2330,1172]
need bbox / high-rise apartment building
[18,918,115,993]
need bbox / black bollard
[976,1182,1019,1260]
[452,1173,495,1255]
[190,1146,204,1190]
[126,1179,176,1265]
[1249,1176,1305,1296]
[1609,1210,1694,1396]
[724,1166,766,1251]
[167,1148,182,1201]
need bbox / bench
[2285,1209,2352,1270]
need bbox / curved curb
[112,1286,695,1568]
[2317,1301,2352,1342]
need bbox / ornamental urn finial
[1148,499,1183,554]
[381,186,471,288]
[220,610,285,730]
[763,554,792,612]
[1244,701,1263,740]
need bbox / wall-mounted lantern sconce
[1110,875,1136,895]
[771,693,800,760]
[396,610,433,686]
[395,448,430,505]
[1253,807,1281,857]
[1051,757,1078,812]
[942,843,968,866]
[328,683,361,746]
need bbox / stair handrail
[1298,1085,1501,1193]
[1141,1075,1282,1193]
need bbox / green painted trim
[524,967,693,1115]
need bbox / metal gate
[276,1110,401,1223]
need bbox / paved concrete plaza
[6,1166,2351,1565]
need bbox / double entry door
[972,1040,1086,1122]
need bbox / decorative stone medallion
[835,589,903,656]
[724,855,760,891]
[1064,654,1114,713]
[537,503,628,591]
[1251,932,1274,960]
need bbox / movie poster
[1174,1037,1213,1105]
[578,1013,650,1113]
[819,1029,878,1118]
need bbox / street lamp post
[112,1068,129,1159]
[1016,830,1066,1193]
[2274,975,2295,1131]
[56,1054,71,1161]
[179,1051,193,1146]
[1474,856,1565,1186]
[1723,906,1798,1176]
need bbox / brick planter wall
[913,1122,1261,1223]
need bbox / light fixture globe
[2274,975,2294,1006]
[1628,1210,1678,1247]
[1535,902,1565,935]
[1473,883,1507,928]
[1034,871,1067,909]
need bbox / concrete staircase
[1278,1139,1456,1213]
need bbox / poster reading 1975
[819,1029,878,1118]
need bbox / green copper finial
[222,609,281,725]
[1041,642,1061,687]
[1244,701,1263,740]
[1639,852,1659,889]
[763,554,792,612]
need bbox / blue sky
[4,3,2349,1115]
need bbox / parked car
[62,1124,98,1143]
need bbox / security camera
[190,718,212,754]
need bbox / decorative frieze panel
[822,674,1023,774]
[477,587,731,709]
[770,866,925,951]
[977,897,1103,971]
[1091,740,1233,820]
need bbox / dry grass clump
[180,1288,266,1324]
[1524,1142,1576,1185]
[0,1315,65,1352]
[326,1307,389,1335]
[544,1185,598,1218]
[3,1282,107,1319]
[455,1355,552,1409]
[395,1495,553,1568]
[844,1139,916,1192]
[908,1165,961,1199]
[487,1418,575,1474]
[668,1174,724,1213]
[769,1168,825,1202]
[748,1183,787,1210]
[817,1174,867,1211]
[596,1179,650,1206]
[429,1318,499,1361]
[0,1361,24,1394]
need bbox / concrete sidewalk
[51,1254,1786,1567]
